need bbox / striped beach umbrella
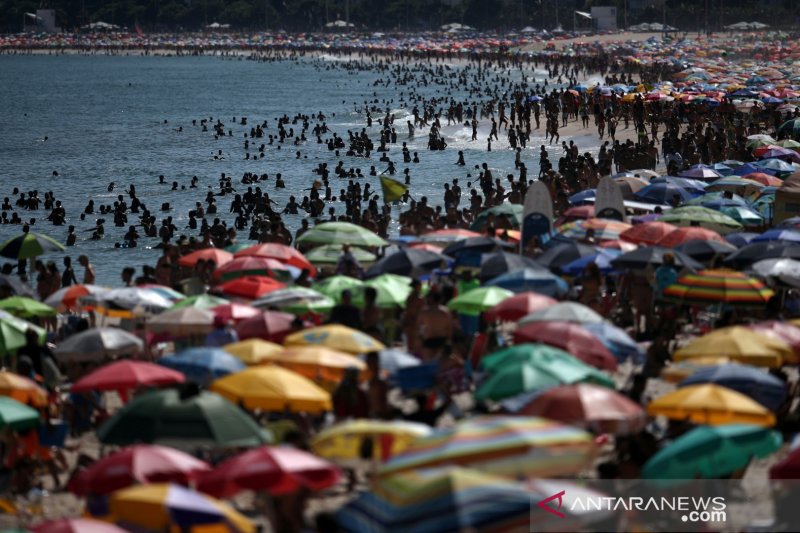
[0,231,64,260]
[663,269,774,306]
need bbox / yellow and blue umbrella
[284,324,385,354]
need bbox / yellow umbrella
[310,419,433,460]
[284,324,385,354]
[647,384,775,426]
[210,365,331,413]
[108,483,254,533]
[673,326,795,368]
[223,339,283,365]
[273,346,366,382]
[659,357,731,383]
[0,371,47,407]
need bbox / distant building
[25,9,60,32]
[591,6,618,31]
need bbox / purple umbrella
[678,167,722,179]
[759,147,800,164]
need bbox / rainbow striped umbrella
[377,416,595,478]
[663,269,774,306]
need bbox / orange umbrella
[0,371,47,407]
[620,221,678,245]
[216,276,285,300]
[742,172,784,187]
[178,248,234,268]
[234,243,316,276]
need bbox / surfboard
[521,180,554,252]
[594,176,627,222]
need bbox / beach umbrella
[469,203,523,230]
[776,139,800,149]
[354,273,413,308]
[284,324,385,354]
[513,321,617,371]
[561,248,621,276]
[147,307,215,336]
[660,357,732,383]
[168,294,228,310]
[296,222,387,247]
[417,228,481,244]
[196,445,340,498]
[582,322,644,363]
[484,292,556,322]
[311,419,432,460]
[771,447,800,479]
[210,303,260,323]
[214,256,286,282]
[305,244,375,265]
[484,268,569,297]
[0,397,39,431]
[108,483,254,533]
[674,239,738,262]
[374,349,420,375]
[743,172,784,187]
[680,363,787,410]
[0,371,47,407]
[647,384,775,426]
[724,241,800,268]
[97,388,270,447]
[477,252,541,281]
[83,287,174,317]
[725,232,758,247]
[447,287,512,316]
[210,365,331,413]
[651,176,707,195]
[748,321,800,357]
[620,221,678,245]
[140,285,185,302]
[642,424,781,481]
[659,206,742,234]
[678,166,723,179]
[442,236,503,257]
[313,275,364,303]
[29,518,128,533]
[158,347,245,386]
[779,117,800,136]
[178,248,233,268]
[674,326,795,368]
[663,269,774,307]
[0,231,64,260]
[235,242,316,276]
[365,248,448,278]
[215,276,285,300]
[751,258,800,287]
[535,241,597,269]
[0,274,35,298]
[753,228,800,243]
[378,416,596,478]
[233,311,296,343]
[719,205,765,227]
[0,296,55,319]
[252,287,334,314]
[44,284,107,312]
[270,346,366,381]
[71,361,185,394]
[512,383,646,435]
[634,182,694,204]
[0,311,45,356]
[614,176,649,197]
[656,227,724,248]
[519,301,604,325]
[222,339,283,366]
[68,444,211,496]
[556,218,632,241]
[54,327,143,362]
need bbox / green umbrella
[0,296,57,318]
[97,387,271,448]
[642,424,781,483]
[168,294,229,311]
[296,222,388,247]
[776,139,800,149]
[0,397,40,431]
[0,311,46,356]
[353,274,413,308]
[253,287,335,315]
[282,295,336,315]
[658,206,742,234]
[470,204,523,231]
[0,232,65,260]
[720,206,764,227]
[779,118,800,137]
[306,244,376,265]
[447,287,513,316]
[313,276,365,304]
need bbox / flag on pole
[380,176,407,203]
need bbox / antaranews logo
[536,490,566,519]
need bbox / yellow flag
[380,176,407,202]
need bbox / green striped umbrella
[0,311,46,356]
[658,206,742,234]
[0,232,65,260]
[296,222,387,247]
[0,296,57,318]
[168,294,229,311]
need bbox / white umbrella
[147,307,215,336]
[751,258,800,288]
[251,287,331,309]
[82,287,173,316]
[44,284,109,312]
[54,327,143,362]
[519,302,605,326]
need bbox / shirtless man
[77,255,95,285]
[403,280,425,355]
[417,291,454,361]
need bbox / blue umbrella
[678,166,722,180]
[158,348,245,386]
[374,349,420,375]
[752,228,800,243]
[561,249,621,277]
[568,189,596,205]
[485,268,569,297]
[711,163,734,176]
[732,88,759,96]
[754,158,798,174]
[762,96,784,104]
[725,232,758,247]
[634,183,694,204]
[746,76,768,85]
[777,217,800,229]
[732,163,776,177]
[680,363,787,410]
[650,176,707,194]
[582,322,644,364]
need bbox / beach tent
[774,172,800,225]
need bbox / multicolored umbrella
[252,287,335,315]
[660,357,732,383]
[210,302,261,323]
[311,419,433,460]
[663,269,774,306]
[210,365,332,413]
[748,321,800,357]
[284,324,385,354]
[83,287,174,318]
[44,284,109,312]
[71,361,185,394]
[656,226,725,248]
[296,221,387,247]
[214,256,287,282]
[513,321,618,371]
[673,326,795,367]
[484,292,556,322]
[658,206,742,234]
[680,363,787,410]
[305,244,376,265]
[446,287,512,316]
[378,416,596,478]
[53,327,143,362]
[158,347,245,386]
[365,248,449,278]
[0,231,65,260]
[620,221,678,245]
[477,251,542,282]
[215,276,285,300]
[178,248,234,268]
[647,384,776,426]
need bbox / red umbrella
[67,444,211,496]
[554,205,594,227]
[196,446,340,498]
[71,361,185,393]
[620,221,678,245]
[234,311,297,343]
[235,243,316,276]
[770,447,800,479]
[512,383,645,435]
[214,256,287,282]
[748,321,800,358]
[656,227,724,248]
[742,172,784,187]
[31,518,129,533]
[211,303,261,323]
[513,321,618,371]
[485,292,556,322]
[216,276,285,300]
[178,248,234,268]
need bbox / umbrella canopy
[535,242,597,269]
[680,363,787,410]
[656,227,724,248]
[484,292,556,322]
[284,324,385,354]
[233,311,296,344]
[771,447,800,479]
[751,258,800,287]
[168,294,229,310]
[512,383,646,435]
[418,228,481,244]
[210,303,261,323]
[158,347,245,386]
[378,416,596,478]
[215,276,285,299]
[296,222,387,247]
[724,241,800,268]
[305,244,376,265]
[679,167,723,179]
[210,365,332,413]
[0,396,39,431]
[0,231,64,260]
[753,228,800,243]
[310,419,432,460]
[484,268,569,297]
[214,257,286,282]
[582,322,644,363]
[84,287,174,317]
[642,424,781,481]
[30,518,128,533]
[353,274,414,308]
[235,242,316,276]
[647,384,776,426]
[447,287,513,316]
[68,444,211,496]
[72,361,185,393]
[0,296,56,318]
[674,326,795,367]
[478,252,542,281]
[0,274,35,298]
[223,339,284,366]
[659,206,743,234]
[673,239,738,262]
[267,346,366,381]
[375,349,420,375]
[252,287,334,314]
[108,483,254,533]
[513,321,617,371]
[610,246,703,271]
[519,301,604,325]
[53,327,143,362]
[365,249,448,278]
[178,249,234,268]
[634,182,694,204]
[0,371,47,407]
[620,221,678,245]
[97,388,270,448]
[44,284,107,312]
[663,269,774,307]
[313,275,364,303]
[147,307,215,336]
[749,321,800,357]
[196,445,340,498]
[0,311,45,356]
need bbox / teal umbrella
[0,397,40,431]
[296,222,387,247]
[659,206,742,234]
[470,204,523,231]
[447,287,513,316]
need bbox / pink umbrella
[234,311,297,343]
[485,293,556,322]
[748,321,800,358]
[30,518,128,533]
[71,361,185,395]
[211,303,261,323]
